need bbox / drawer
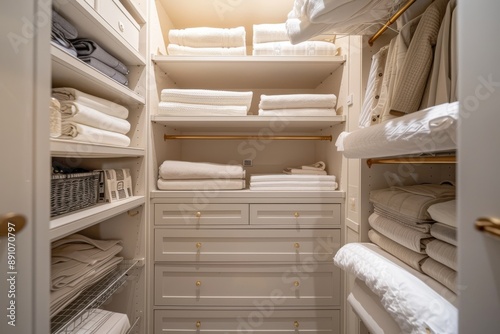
[154,229,341,262]
[154,263,340,307]
[154,309,340,333]
[250,203,341,226]
[96,0,140,51]
[154,203,249,226]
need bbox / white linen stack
[52,87,131,147]
[250,174,337,191]
[50,234,123,317]
[157,160,246,190]
[258,93,337,117]
[252,23,337,56]
[167,26,247,56]
[158,89,253,116]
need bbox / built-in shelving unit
[50,139,145,158]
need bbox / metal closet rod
[164,134,332,141]
[368,0,417,46]
[367,155,456,167]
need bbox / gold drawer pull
[294,242,300,249]
[0,213,27,237]
[294,320,300,328]
[196,242,202,249]
[195,211,201,218]
[475,217,500,237]
[196,320,201,328]
[294,212,300,218]
[294,281,300,287]
[196,280,202,287]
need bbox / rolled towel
[158,178,246,191]
[72,39,129,75]
[169,26,246,48]
[158,102,248,116]
[159,160,245,180]
[52,87,129,120]
[61,122,131,147]
[167,44,247,56]
[252,41,337,56]
[59,101,131,134]
[259,94,337,110]
[161,89,253,110]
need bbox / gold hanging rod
[164,134,332,141]
[368,0,416,46]
[367,155,456,167]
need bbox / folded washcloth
[52,87,129,119]
[258,109,336,117]
[59,101,131,134]
[159,160,245,180]
[79,56,129,85]
[72,39,129,75]
[167,44,247,56]
[161,89,253,110]
[169,26,246,48]
[302,161,326,171]
[158,102,248,116]
[61,122,131,147]
[157,178,246,191]
[259,94,337,110]
[252,40,337,56]
[52,9,78,40]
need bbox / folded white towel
[52,87,129,119]
[159,160,245,180]
[252,40,337,56]
[250,174,336,182]
[250,185,337,191]
[59,101,131,134]
[258,109,337,117]
[169,26,246,48]
[161,89,253,110]
[253,23,335,44]
[158,102,248,116]
[250,181,338,188]
[61,122,131,147]
[158,178,246,191]
[167,44,247,56]
[259,94,337,110]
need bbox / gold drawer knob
[196,320,201,328]
[475,217,500,237]
[196,280,202,287]
[294,212,300,218]
[195,211,201,218]
[196,242,202,249]
[294,281,300,287]
[294,242,300,249]
[294,320,300,328]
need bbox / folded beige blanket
[374,207,433,232]
[421,257,457,294]
[430,222,457,246]
[426,239,457,271]
[368,229,428,273]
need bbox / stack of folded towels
[167,26,247,56]
[50,234,123,317]
[52,87,131,147]
[252,23,337,56]
[51,9,129,85]
[258,93,337,116]
[368,183,458,294]
[250,174,337,191]
[158,89,253,116]
[157,160,246,191]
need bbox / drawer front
[154,203,249,226]
[154,309,340,333]
[250,203,341,226]
[154,263,340,307]
[154,229,340,262]
[97,0,140,51]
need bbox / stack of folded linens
[258,93,337,117]
[250,174,337,191]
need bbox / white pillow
[427,200,456,227]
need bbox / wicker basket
[51,171,101,217]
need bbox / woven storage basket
[51,171,101,217]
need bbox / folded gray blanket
[72,39,129,75]
[80,56,128,85]
[52,9,78,40]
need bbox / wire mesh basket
[50,171,101,217]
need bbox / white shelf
[50,196,145,241]
[50,139,145,158]
[51,46,146,106]
[53,0,145,66]
[152,115,345,132]
[152,55,346,89]
[151,190,345,200]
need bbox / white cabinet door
[0,1,51,333]
[458,1,500,332]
